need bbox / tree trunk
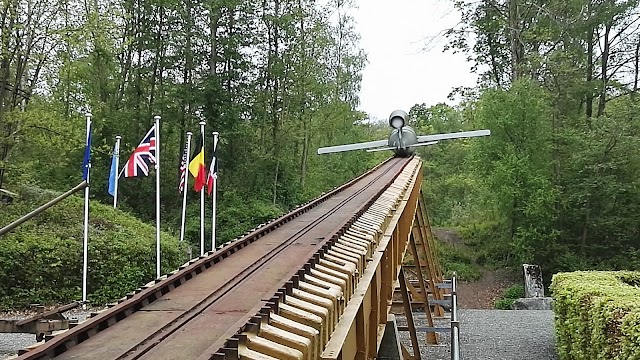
[271,0,281,204]
[597,23,611,118]
[580,203,591,255]
[586,26,594,118]
[633,36,640,99]
[209,6,220,76]
[508,0,522,83]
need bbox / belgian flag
[188,134,206,192]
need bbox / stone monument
[511,264,553,310]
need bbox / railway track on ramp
[17,156,423,360]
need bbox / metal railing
[0,181,88,237]
[451,272,460,360]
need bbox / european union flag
[82,125,92,181]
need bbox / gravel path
[0,308,100,360]
[399,309,558,360]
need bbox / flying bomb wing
[417,129,491,143]
[317,139,389,155]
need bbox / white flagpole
[113,135,121,208]
[179,132,192,243]
[154,115,161,279]
[211,132,219,251]
[199,121,206,256]
[82,112,92,308]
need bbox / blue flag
[82,125,92,181]
[108,144,118,196]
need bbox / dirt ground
[456,268,518,309]
[432,227,519,309]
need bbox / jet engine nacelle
[389,109,408,129]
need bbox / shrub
[503,284,525,299]
[435,240,482,281]
[494,298,515,310]
[0,186,187,309]
[444,262,482,282]
[493,284,525,309]
[551,271,640,360]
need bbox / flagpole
[113,136,121,208]
[211,132,219,251]
[82,112,92,308]
[179,132,192,243]
[199,121,206,256]
[154,115,161,279]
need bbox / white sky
[350,0,477,121]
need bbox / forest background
[0,0,639,307]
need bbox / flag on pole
[188,136,206,192]
[123,125,157,177]
[207,145,217,195]
[81,112,92,307]
[108,143,119,196]
[178,142,189,193]
[179,132,192,243]
[82,124,92,181]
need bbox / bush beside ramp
[551,271,640,360]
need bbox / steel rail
[16,157,403,360]
[114,159,409,360]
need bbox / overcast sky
[349,0,477,121]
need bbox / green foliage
[551,271,640,360]
[494,298,515,310]
[419,0,640,293]
[469,79,559,265]
[413,77,640,282]
[503,284,525,299]
[444,262,482,282]
[436,240,482,281]
[0,1,380,296]
[494,284,525,309]
[0,185,186,309]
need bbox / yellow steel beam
[236,158,446,360]
[320,159,423,360]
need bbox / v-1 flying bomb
[317,109,491,157]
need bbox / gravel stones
[398,309,558,360]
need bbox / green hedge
[0,186,186,309]
[551,271,640,360]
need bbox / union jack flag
[178,142,189,193]
[123,125,157,177]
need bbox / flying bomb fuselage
[388,126,418,157]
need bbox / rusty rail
[16,157,409,360]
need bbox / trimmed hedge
[0,185,187,309]
[551,271,640,360]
